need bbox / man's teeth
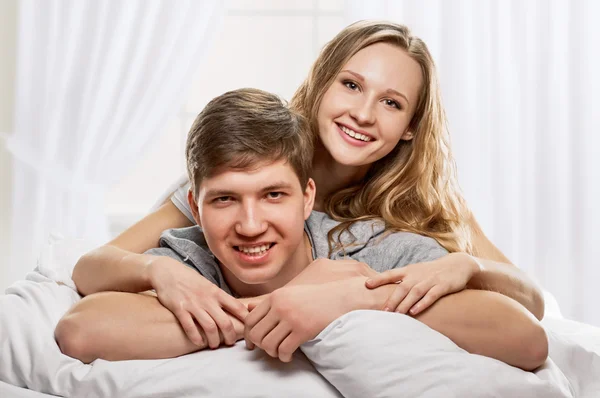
[238,244,271,255]
[340,125,371,142]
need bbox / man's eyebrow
[340,69,410,104]
[204,182,294,198]
[260,182,295,192]
[204,189,237,198]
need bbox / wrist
[140,254,163,290]
[346,277,395,311]
[457,252,484,288]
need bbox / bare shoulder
[107,200,194,253]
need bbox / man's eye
[267,192,284,199]
[215,196,232,203]
[343,80,359,91]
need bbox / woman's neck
[311,143,370,211]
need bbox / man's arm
[246,276,548,371]
[55,291,246,363]
[356,280,548,370]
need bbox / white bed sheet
[1,238,599,397]
[0,380,60,398]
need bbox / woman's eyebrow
[341,69,410,105]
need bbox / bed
[1,237,599,397]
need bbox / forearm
[55,291,244,363]
[464,254,545,320]
[357,284,547,370]
[72,245,156,296]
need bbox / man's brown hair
[186,88,313,199]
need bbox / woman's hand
[365,253,481,316]
[147,256,249,349]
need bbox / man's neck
[223,231,314,298]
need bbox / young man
[55,89,547,371]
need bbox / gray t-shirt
[146,211,448,296]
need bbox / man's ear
[187,189,202,227]
[303,178,316,220]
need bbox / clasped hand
[364,252,481,315]
[148,256,249,349]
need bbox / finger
[409,285,447,316]
[219,294,249,321]
[244,301,271,349]
[261,322,292,358]
[382,282,411,312]
[192,308,221,349]
[247,302,258,312]
[395,281,432,314]
[245,301,271,331]
[278,332,304,363]
[176,311,204,346]
[246,311,280,350]
[365,269,405,288]
[207,306,238,346]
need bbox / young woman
[73,20,544,348]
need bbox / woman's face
[317,42,423,167]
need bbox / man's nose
[235,204,268,237]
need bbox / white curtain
[346,0,600,327]
[6,0,223,286]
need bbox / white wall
[0,0,17,291]
[105,0,347,234]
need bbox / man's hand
[365,252,481,315]
[244,277,372,362]
[147,256,249,348]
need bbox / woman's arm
[72,201,193,296]
[467,213,512,263]
[466,214,545,319]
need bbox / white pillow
[301,310,572,398]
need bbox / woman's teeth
[340,125,371,142]
[238,244,271,256]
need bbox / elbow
[55,314,98,364]
[72,252,92,296]
[517,322,549,371]
[531,290,546,321]
[72,249,105,296]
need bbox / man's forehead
[199,160,300,196]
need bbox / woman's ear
[187,189,202,227]
[303,178,316,220]
[400,130,414,141]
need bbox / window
[104,0,346,236]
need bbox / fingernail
[410,308,417,315]
[383,307,390,312]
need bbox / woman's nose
[350,99,376,125]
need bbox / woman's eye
[343,80,359,91]
[267,192,284,200]
[384,99,401,109]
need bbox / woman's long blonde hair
[290,20,473,254]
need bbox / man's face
[189,159,315,288]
